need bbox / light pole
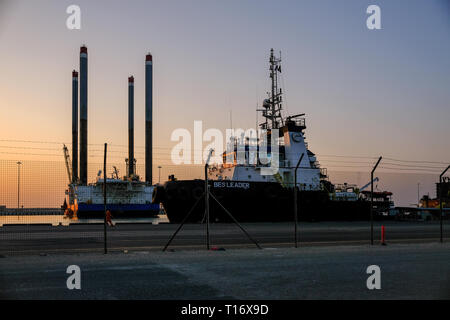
[17,161,22,210]
[158,166,162,184]
[439,165,450,243]
[417,182,420,207]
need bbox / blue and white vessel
[64,176,159,219]
[63,47,159,219]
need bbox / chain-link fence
[0,156,449,256]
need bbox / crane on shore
[63,144,73,184]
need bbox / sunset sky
[0,0,449,207]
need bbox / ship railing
[259,120,284,130]
[283,182,322,191]
[218,162,326,171]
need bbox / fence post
[205,149,213,250]
[294,153,304,248]
[371,156,382,245]
[103,143,108,254]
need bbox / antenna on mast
[258,48,284,130]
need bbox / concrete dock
[0,243,449,299]
[0,221,448,255]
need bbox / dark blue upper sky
[0,0,449,164]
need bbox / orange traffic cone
[381,225,387,246]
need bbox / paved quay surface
[0,221,449,255]
[0,243,449,299]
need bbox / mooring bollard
[381,225,386,246]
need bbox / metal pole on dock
[439,165,450,243]
[371,156,382,245]
[17,161,22,210]
[294,153,304,248]
[205,149,213,250]
[103,143,108,254]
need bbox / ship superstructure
[208,49,324,191]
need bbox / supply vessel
[153,49,394,222]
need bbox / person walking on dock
[106,210,115,227]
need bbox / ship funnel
[72,70,78,183]
[79,45,88,185]
[145,53,153,184]
[128,76,134,177]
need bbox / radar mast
[258,48,284,130]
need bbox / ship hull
[76,203,160,219]
[158,180,376,223]
[65,182,160,219]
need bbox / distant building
[420,181,450,208]
[436,181,450,202]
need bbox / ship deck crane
[359,177,379,192]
